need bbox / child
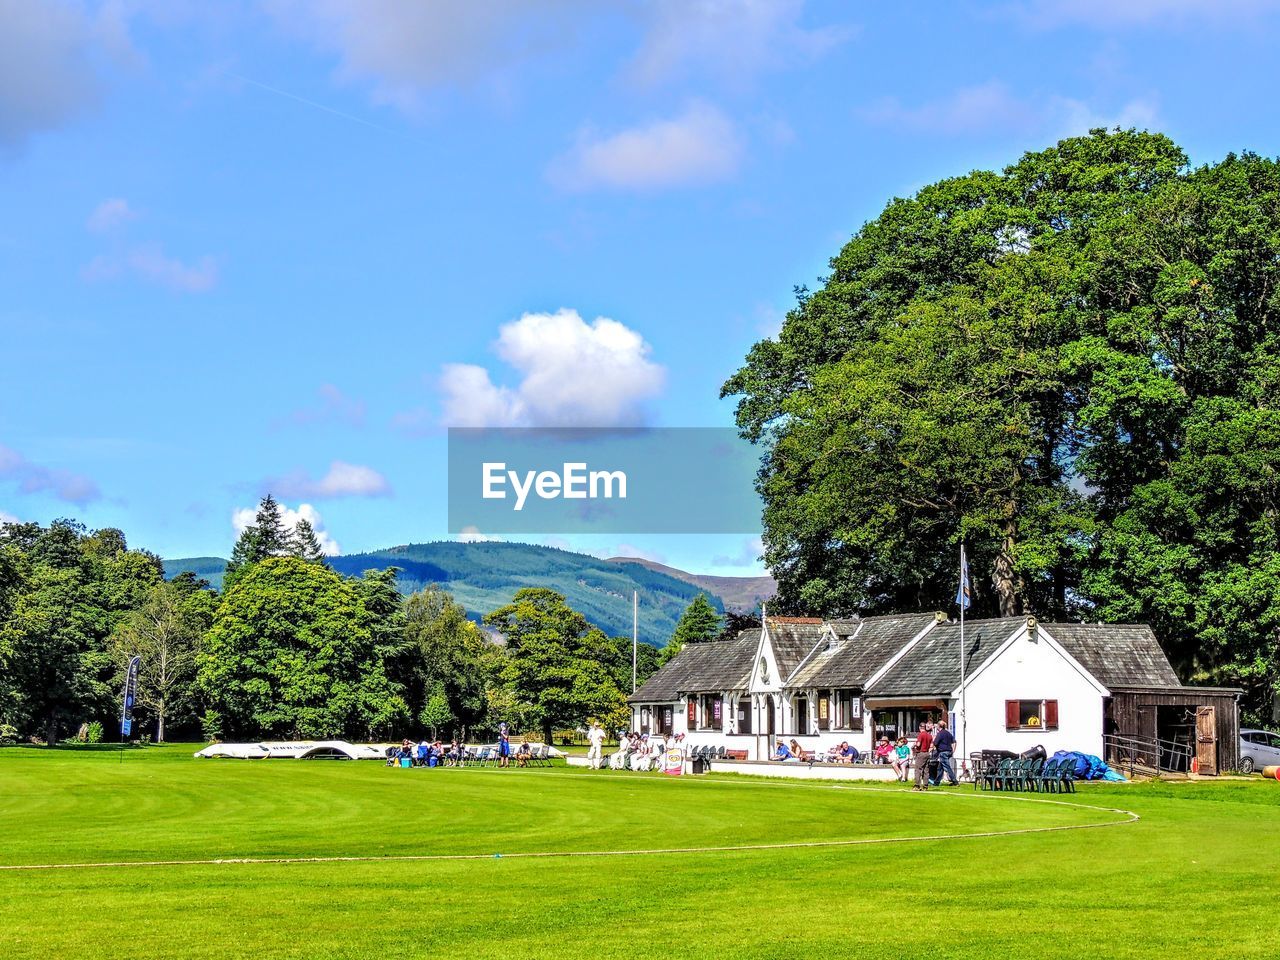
[891,737,912,781]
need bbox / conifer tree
[291,519,327,564]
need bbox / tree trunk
[45,712,58,747]
[992,506,1024,618]
[157,705,165,743]
[542,719,553,746]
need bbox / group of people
[883,719,959,789]
[389,722,539,769]
[585,722,683,771]
[772,739,860,763]
[766,719,960,789]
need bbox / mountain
[605,556,774,613]
[160,556,229,591]
[163,542,769,644]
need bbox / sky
[3,0,1280,576]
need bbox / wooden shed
[1104,685,1242,775]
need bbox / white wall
[960,627,1105,758]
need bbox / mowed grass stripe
[0,746,1114,867]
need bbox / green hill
[163,542,747,645]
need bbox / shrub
[85,721,104,744]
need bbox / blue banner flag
[120,656,140,739]
[956,546,972,612]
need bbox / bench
[723,749,749,761]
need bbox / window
[1005,699,1059,731]
[697,694,722,730]
[835,690,863,731]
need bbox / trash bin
[690,756,709,774]
[1019,744,1046,762]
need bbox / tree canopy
[722,129,1280,719]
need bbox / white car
[1238,729,1280,774]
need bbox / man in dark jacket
[931,719,959,786]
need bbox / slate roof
[868,618,1017,697]
[629,630,757,703]
[765,617,826,680]
[1043,623,1180,689]
[788,613,939,689]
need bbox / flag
[955,546,972,612]
[120,656,140,738]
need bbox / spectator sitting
[516,742,531,767]
[891,736,912,781]
[789,738,805,762]
[773,739,793,762]
[873,736,894,764]
[836,741,858,763]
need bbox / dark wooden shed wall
[1107,687,1240,772]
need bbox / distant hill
[161,556,228,591]
[163,541,769,645]
[605,556,774,613]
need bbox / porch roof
[867,618,1014,697]
[628,630,756,703]
[788,613,938,689]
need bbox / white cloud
[278,383,366,428]
[549,101,742,192]
[83,244,219,293]
[861,82,1159,139]
[269,461,391,499]
[438,309,665,428]
[0,443,100,504]
[0,1,111,149]
[626,0,848,89]
[232,501,340,555]
[712,536,765,568]
[268,0,582,112]
[86,198,138,233]
[0,508,19,525]
[457,525,503,543]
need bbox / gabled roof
[1044,623,1180,689]
[629,630,757,703]
[868,618,1016,697]
[788,613,939,689]
[765,617,826,680]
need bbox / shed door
[1195,706,1218,776]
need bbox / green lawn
[0,745,1273,959]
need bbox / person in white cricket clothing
[587,721,606,769]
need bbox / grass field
[0,745,1273,959]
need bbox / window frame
[1005,699,1059,732]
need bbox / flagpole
[959,545,968,766]
[632,590,638,694]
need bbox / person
[634,735,652,772]
[931,719,959,786]
[912,722,933,790]
[516,741,531,767]
[773,739,793,761]
[789,738,805,762]
[837,741,858,763]
[891,737,912,781]
[874,736,894,764]
[497,722,511,769]
[587,721,606,770]
[609,735,630,770]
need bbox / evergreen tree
[224,494,293,586]
[291,519,327,564]
[659,593,723,665]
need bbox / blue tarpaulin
[1048,750,1126,781]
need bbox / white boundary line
[0,772,1140,873]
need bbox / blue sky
[3,0,1280,575]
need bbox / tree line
[0,496,671,745]
[722,128,1280,721]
